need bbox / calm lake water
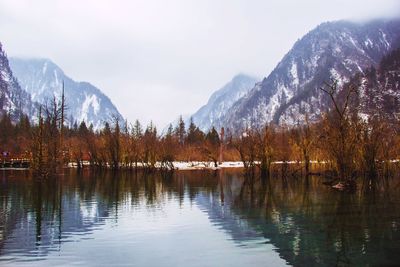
[1,169,400,266]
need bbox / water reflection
[0,169,400,266]
[232,174,400,266]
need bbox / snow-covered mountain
[0,43,36,121]
[9,58,123,129]
[351,47,400,122]
[190,74,258,131]
[220,19,400,130]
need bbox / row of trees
[65,116,226,170]
[0,80,399,187]
[0,110,229,173]
[234,80,399,190]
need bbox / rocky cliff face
[0,43,35,120]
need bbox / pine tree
[206,127,220,146]
[175,115,186,145]
[133,119,143,138]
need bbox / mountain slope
[190,74,258,131]
[351,47,400,122]
[222,19,400,130]
[0,43,35,120]
[9,58,123,129]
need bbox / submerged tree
[31,107,47,177]
[202,127,220,167]
[160,124,177,171]
[290,115,315,176]
[232,128,257,176]
[320,80,358,187]
[143,122,158,170]
[256,125,276,179]
[102,116,121,170]
[31,91,66,177]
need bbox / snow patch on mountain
[291,61,299,87]
[80,93,100,123]
[9,58,123,129]
[0,42,36,120]
[221,19,400,130]
[190,74,258,131]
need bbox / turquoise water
[0,170,399,266]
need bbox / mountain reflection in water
[0,169,399,266]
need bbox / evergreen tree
[175,115,186,145]
[78,121,88,136]
[166,123,174,139]
[133,119,143,138]
[186,117,197,144]
[206,127,220,146]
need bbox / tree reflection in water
[0,169,399,266]
[233,171,400,266]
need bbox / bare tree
[232,128,257,176]
[256,125,275,179]
[290,115,315,176]
[320,79,358,187]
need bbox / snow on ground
[68,161,245,170]
[67,160,332,171]
[173,161,244,170]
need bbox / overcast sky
[1,0,399,127]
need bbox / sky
[0,0,399,128]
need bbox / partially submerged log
[332,180,357,192]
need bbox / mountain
[190,74,258,131]
[351,47,400,122]
[0,43,36,120]
[220,19,400,130]
[9,58,123,129]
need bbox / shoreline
[67,161,246,170]
[66,160,327,171]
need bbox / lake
[1,169,400,266]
